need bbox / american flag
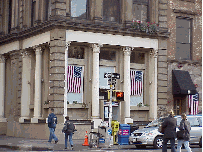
[67,65,82,93]
[188,93,199,115]
[130,70,143,96]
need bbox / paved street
[0,135,202,151]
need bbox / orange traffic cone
[82,131,89,146]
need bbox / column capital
[21,50,32,58]
[34,46,42,55]
[123,46,133,56]
[150,49,158,58]
[0,54,6,63]
[91,43,103,53]
[10,51,19,60]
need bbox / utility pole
[109,73,113,127]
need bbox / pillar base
[19,117,30,123]
[124,118,133,124]
[31,117,44,123]
[0,117,7,122]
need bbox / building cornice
[0,18,170,46]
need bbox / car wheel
[136,145,146,149]
[199,137,202,148]
[153,136,163,149]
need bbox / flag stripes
[188,93,199,115]
[67,65,82,93]
[130,70,143,96]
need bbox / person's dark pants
[162,138,176,152]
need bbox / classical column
[31,46,43,123]
[0,55,7,122]
[149,49,158,121]
[91,43,102,129]
[64,41,71,123]
[19,51,32,123]
[123,47,133,124]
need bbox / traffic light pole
[109,73,113,127]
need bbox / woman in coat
[162,109,177,152]
[177,113,192,152]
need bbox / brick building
[0,0,175,139]
[166,0,202,116]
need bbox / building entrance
[173,95,186,115]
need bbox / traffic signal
[116,92,124,101]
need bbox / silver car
[129,115,202,149]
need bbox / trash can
[111,120,119,144]
[117,124,130,145]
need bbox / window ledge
[130,106,150,111]
[67,104,89,109]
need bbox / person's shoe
[55,140,58,144]
[64,147,67,150]
[71,145,74,150]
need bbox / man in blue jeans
[63,116,75,150]
[48,108,58,144]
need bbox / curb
[0,145,53,151]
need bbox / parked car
[129,115,202,149]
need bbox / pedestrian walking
[162,109,177,152]
[176,113,192,152]
[48,108,58,144]
[62,116,75,150]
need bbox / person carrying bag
[176,113,192,152]
[62,116,75,150]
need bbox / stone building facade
[166,0,202,116]
[0,0,170,139]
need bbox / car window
[146,118,165,127]
[198,117,202,127]
[187,117,199,127]
[176,117,181,126]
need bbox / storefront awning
[172,70,196,95]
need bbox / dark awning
[172,70,197,95]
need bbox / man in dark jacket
[162,109,177,152]
[177,113,191,152]
[63,116,75,150]
[48,108,58,143]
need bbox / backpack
[62,121,75,134]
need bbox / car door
[188,116,201,144]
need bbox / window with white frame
[67,65,84,104]
[176,17,192,60]
[130,70,144,106]
[99,66,115,89]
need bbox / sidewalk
[0,135,90,151]
[0,135,129,151]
